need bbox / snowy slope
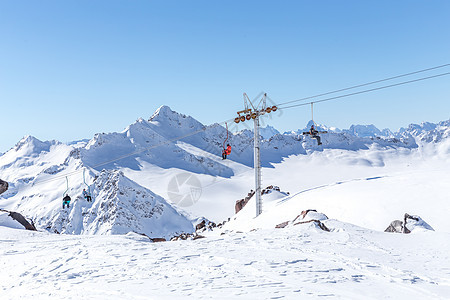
[230,138,450,233]
[1,220,450,299]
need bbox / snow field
[1,221,450,299]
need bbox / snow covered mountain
[82,107,233,177]
[0,105,449,237]
[258,125,280,140]
[44,170,193,238]
[398,120,450,143]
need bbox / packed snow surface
[1,222,450,299]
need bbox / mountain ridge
[1,105,449,236]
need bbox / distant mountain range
[1,105,449,237]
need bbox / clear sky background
[1,1,449,152]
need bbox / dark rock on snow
[235,186,289,214]
[0,209,37,231]
[195,219,216,232]
[235,190,255,214]
[276,209,329,232]
[385,213,434,233]
[0,179,8,195]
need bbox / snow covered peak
[301,120,334,133]
[149,105,176,120]
[397,119,450,143]
[345,124,382,138]
[11,136,58,157]
[259,125,280,140]
[149,105,196,126]
[148,105,205,138]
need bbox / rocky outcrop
[276,209,329,232]
[131,232,167,242]
[294,219,330,232]
[0,179,8,195]
[150,237,166,243]
[170,233,205,241]
[169,218,218,241]
[261,185,282,195]
[385,213,434,234]
[235,186,290,214]
[275,221,289,229]
[385,220,403,233]
[0,209,36,231]
[195,219,217,232]
[235,190,255,214]
[292,209,328,223]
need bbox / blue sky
[1,1,449,152]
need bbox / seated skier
[222,144,232,159]
[62,194,71,209]
[82,189,92,202]
[309,125,322,145]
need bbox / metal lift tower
[234,93,277,217]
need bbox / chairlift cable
[277,63,450,107]
[278,72,450,110]
[223,122,229,150]
[63,176,69,197]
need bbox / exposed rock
[403,213,434,232]
[150,237,166,243]
[235,186,290,214]
[0,209,37,231]
[293,219,330,232]
[129,232,166,242]
[171,232,207,241]
[292,209,328,223]
[385,213,434,234]
[235,190,255,214]
[195,219,217,233]
[275,209,329,232]
[385,220,404,233]
[196,220,206,231]
[275,221,289,229]
[170,233,192,241]
[0,179,8,195]
[261,185,281,195]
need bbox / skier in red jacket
[222,144,232,159]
